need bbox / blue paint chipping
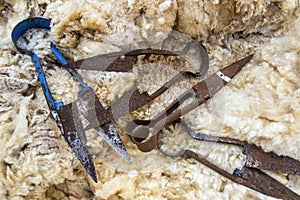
[11,17,98,182]
[11,17,89,110]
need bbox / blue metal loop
[11,17,88,111]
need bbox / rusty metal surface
[244,144,300,175]
[190,130,300,176]
[235,167,300,199]
[124,53,299,199]
[70,46,209,131]
[221,55,254,78]
[57,102,97,182]
[128,55,253,152]
[84,87,150,128]
[77,87,131,162]
[184,150,300,200]
[177,124,300,199]
[64,49,176,72]
[65,51,128,71]
[85,72,197,130]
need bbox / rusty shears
[158,120,300,199]
[11,17,132,182]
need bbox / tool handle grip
[11,17,89,109]
[185,150,300,199]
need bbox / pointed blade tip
[80,157,98,183]
[93,124,132,163]
[75,153,98,183]
[246,54,254,62]
[111,143,131,163]
[91,174,98,183]
[241,54,254,66]
[86,169,98,183]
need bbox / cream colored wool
[0,0,299,199]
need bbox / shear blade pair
[11,17,131,182]
[158,121,300,199]
[123,55,254,152]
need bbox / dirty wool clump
[0,0,300,199]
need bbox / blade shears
[157,120,300,199]
[11,17,131,182]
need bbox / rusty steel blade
[185,150,300,199]
[84,73,200,130]
[190,131,300,176]
[157,119,300,199]
[64,49,176,72]
[243,144,300,175]
[234,167,300,199]
[128,55,254,152]
[77,87,130,162]
[57,102,97,182]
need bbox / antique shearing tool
[11,17,131,182]
[92,55,254,152]
[157,121,300,199]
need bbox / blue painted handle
[11,17,88,110]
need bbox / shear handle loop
[12,18,61,111]
[12,17,51,55]
[11,17,88,109]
